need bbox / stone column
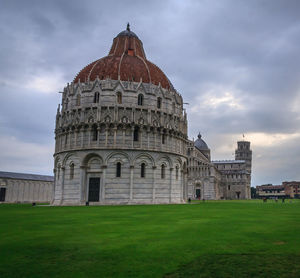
[88,127,91,147]
[97,126,100,146]
[59,132,63,151]
[22,180,26,202]
[75,129,78,147]
[166,132,169,152]
[105,127,108,147]
[152,166,156,202]
[68,130,71,150]
[81,129,84,148]
[131,126,134,148]
[114,105,117,122]
[69,130,73,149]
[55,134,58,153]
[147,127,150,149]
[60,167,65,205]
[129,165,134,201]
[169,168,173,203]
[113,126,117,147]
[101,165,107,201]
[140,128,143,148]
[80,166,86,204]
[122,127,126,147]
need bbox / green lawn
[0,200,300,278]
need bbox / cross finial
[127,23,130,31]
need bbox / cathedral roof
[0,171,54,182]
[194,133,209,151]
[74,24,174,91]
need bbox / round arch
[133,153,155,167]
[105,151,131,165]
[81,153,104,167]
[157,155,173,168]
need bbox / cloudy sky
[1,0,300,186]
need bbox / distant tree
[251,187,257,199]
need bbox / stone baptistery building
[52,25,252,205]
[52,25,188,205]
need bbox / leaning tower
[235,141,252,174]
[52,25,188,205]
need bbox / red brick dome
[74,24,174,91]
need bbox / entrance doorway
[0,188,6,202]
[196,188,201,199]
[236,191,241,199]
[88,178,100,202]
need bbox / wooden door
[88,178,100,202]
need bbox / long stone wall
[0,178,53,203]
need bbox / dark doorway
[236,191,241,199]
[88,178,100,202]
[0,188,6,202]
[196,189,201,199]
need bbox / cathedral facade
[52,25,251,205]
[187,136,252,200]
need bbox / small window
[65,98,69,110]
[138,94,144,106]
[157,97,161,109]
[176,166,179,180]
[228,185,231,190]
[141,163,146,178]
[92,125,98,141]
[117,92,122,104]
[162,133,165,144]
[133,127,139,141]
[94,92,100,103]
[76,94,81,106]
[161,164,165,179]
[70,163,74,179]
[116,162,121,177]
[172,102,175,113]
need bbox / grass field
[0,200,300,278]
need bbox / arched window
[161,164,165,179]
[157,97,161,109]
[116,162,121,177]
[94,92,100,103]
[70,163,74,179]
[92,125,98,141]
[172,102,175,113]
[141,163,146,178]
[162,133,165,144]
[65,98,69,110]
[138,94,144,106]
[76,94,81,106]
[176,166,179,180]
[133,126,139,141]
[116,92,122,104]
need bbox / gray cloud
[0,0,300,184]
